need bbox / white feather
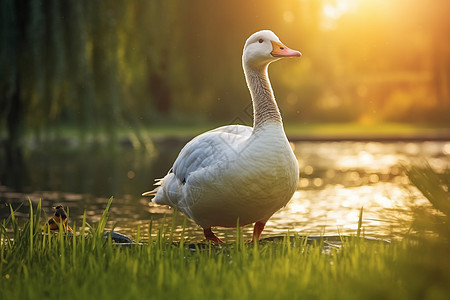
[143,30,300,233]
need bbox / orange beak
[270,40,302,57]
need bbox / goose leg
[251,221,266,242]
[204,228,224,243]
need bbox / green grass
[1,194,450,300]
[405,164,450,241]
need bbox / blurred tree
[1,0,449,147]
[1,0,23,149]
[427,0,450,107]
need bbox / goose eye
[258,39,264,43]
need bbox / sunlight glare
[283,10,295,23]
[313,178,324,187]
[299,178,310,188]
[304,165,314,175]
[442,143,450,155]
[369,174,379,183]
[322,0,354,30]
[289,202,309,214]
[374,194,393,208]
[444,143,450,155]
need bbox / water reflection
[1,140,449,241]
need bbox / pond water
[1,138,449,242]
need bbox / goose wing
[172,125,252,183]
[143,125,252,205]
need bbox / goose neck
[244,65,282,131]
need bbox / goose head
[242,30,301,69]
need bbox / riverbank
[1,123,449,151]
[1,199,449,300]
[145,122,450,139]
[149,122,450,146]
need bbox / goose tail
[142,178,164,196]
[142,188,159,197]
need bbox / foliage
[1,199,450,300]
[1,0,450,146]
[0,0,187,145]
[406,163,450,241]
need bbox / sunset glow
[272,0,449,125]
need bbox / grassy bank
[1,165,449,299]
[7,122,449,148]
[1,199,450,300]
[284,122,450,139]
[140,122,450,139]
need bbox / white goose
[143,30,301,243]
